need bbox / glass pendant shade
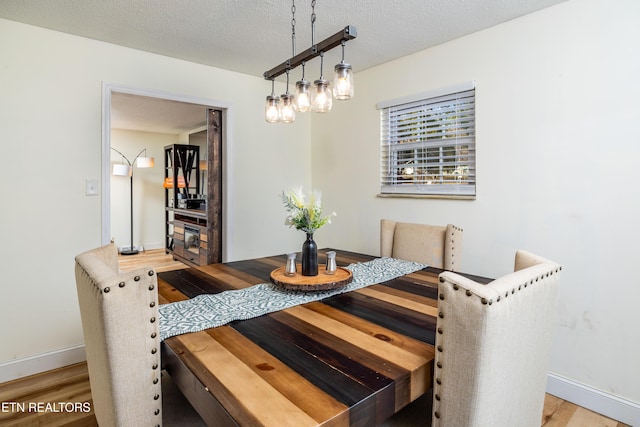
[265,95,280,123]
[294,79,311,112]
[312,79,332,113]
[333,62,354,100]
[279,94,296,123]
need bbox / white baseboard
[143,243,164,250]
[547,372,640,426]
[116,242,163,253]
[0,345,86,384]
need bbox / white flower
[281,187,335,234]
[289,186,305,208]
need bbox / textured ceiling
[110,93,209,134]
[1,0,566,133]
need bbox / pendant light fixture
[333,41,354,100]
[265,78,280,123]
[263,0,356,123]
[311,52,332,113]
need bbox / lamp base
[120,248,139,256]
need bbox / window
[379,83,476,198]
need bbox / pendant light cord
[291,0,296,57]
[311,0,316,48]
[285,70,290,94]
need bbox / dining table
[158,248,491,426]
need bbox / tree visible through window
[379,85,475,197]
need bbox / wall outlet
[86,179,99,196]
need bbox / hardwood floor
[116,247,189,273]
[0,249,628,426]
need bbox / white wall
[313,0,640,410]
[0,18,310,369]
[110,130,176,251]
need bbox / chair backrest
[433,250,561,426]
[380,219,463,270]
[75,243,163,426]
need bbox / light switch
[86,179,99,196]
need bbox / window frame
[378,82,476,199]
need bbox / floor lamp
[111,147,155,255]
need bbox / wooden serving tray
[270,265,353,292]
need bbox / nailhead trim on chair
[79,259,162,425]
[447,226,463,271]
[147,272,162,423]
[433,265,562,424]
[97,266,163,424]
[437,266,562,305]
[112,269,162,423]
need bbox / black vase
[301,233,318,276]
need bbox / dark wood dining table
[158,249,490,426]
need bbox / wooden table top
[158,249,488,426]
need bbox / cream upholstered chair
[75,243,163,426]
[432,250,562,426]
[380,219,463,270]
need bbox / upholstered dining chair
[380,219,463,270]
[432,250,562,426]
[75,243,163,426]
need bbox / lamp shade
[136,156,155,168]
[199,160,208,171]
[113,164,132,176]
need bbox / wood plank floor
[0,249,628,426]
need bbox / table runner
[159,257,426,340]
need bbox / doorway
[102,84,228,261]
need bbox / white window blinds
[379,86,476,197]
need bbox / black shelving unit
[164,144,205,266]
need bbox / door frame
[101,83,233,261]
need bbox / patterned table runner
[159,257,426,340]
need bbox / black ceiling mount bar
[263,25,356,80]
